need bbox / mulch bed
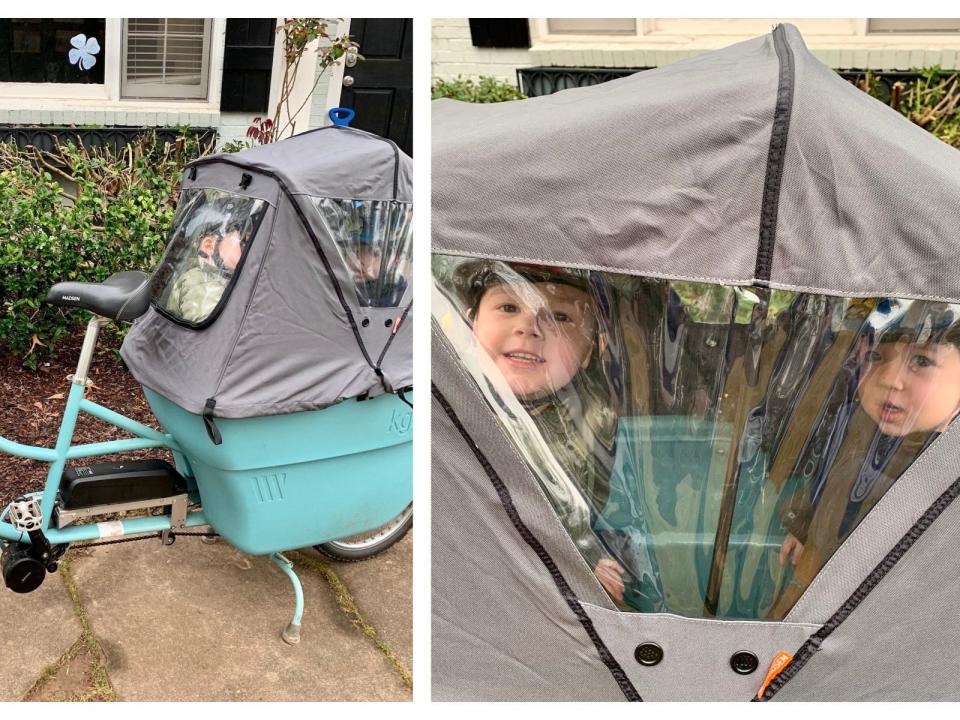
[0,329,172,507]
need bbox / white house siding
[308,51,339,129]
[0,107,219,128]
[432,18,536,83]
[0,18,339,150]
[216,112,255,148]
[219,19,344,149]
[432,18,960,84]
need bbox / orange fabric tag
[757,651,793,699]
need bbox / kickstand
[270,552,304,645]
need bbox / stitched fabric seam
[432,383,642,701]
[431,248,960,304]
[376,301,413,368]
[756,475,960,701]
[754,23,795,283]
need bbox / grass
[22,550,117,701]
[291,551,413,690]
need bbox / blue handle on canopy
[328,107,355,127]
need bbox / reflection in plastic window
[313,198,413,307]
[151,189,267,326]
[433,255,960,619]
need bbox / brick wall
[432,18,533,84]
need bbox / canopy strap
[203,398,223,446]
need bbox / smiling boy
[453,260,650,606]
[471,280,597,399]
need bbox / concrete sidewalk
[0,530,412,701]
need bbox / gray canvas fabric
[784,418,960,624]
[772,491,960,701]
[432,405,628,701]
[582,603,817,701]
[433,33,778,284]
[121,127,412,417]
[432,351,626,701]
[207,125,412,202]
[433,326,618,608]
[775,25,960,303]
[433,25,960,302]
[434,324,821,700]
[431,22,960,702]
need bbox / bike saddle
[46,271,152,322]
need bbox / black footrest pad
[60,459,186,509]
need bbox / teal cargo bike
[0,119,413,644]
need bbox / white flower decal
[68,34,101,72]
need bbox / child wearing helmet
[164,200,252,323]
[453,259,662,610]
[772,299,960,617]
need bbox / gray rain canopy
[432,25,960,701]
[122,126,413,419]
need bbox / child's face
[218,230,243,272]
[352,247,383,282]
[858,339,960,436]
[472,281,596,398]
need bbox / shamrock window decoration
[68,34,100,72]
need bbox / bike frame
[0,316,209,546]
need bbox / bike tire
[314,503,412,562]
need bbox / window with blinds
[122,19,211,99]
[546,19,637,35]
[867,18,960,34]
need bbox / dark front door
[340,18,412,156]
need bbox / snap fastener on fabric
[634,642,663,666]
[361,318,370,327]
[730,650,759,675]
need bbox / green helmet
[451,259,594,314]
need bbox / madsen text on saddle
[1,116,413,644]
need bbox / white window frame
[545,18,638,36]
[866,18,960,34]
[121,19,212,100]
[0,18,116,100]
[529,18,960,53]
[0,18,226,111]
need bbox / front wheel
[314,503,412,562]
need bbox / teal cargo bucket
[144,388,413,555]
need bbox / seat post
[74,316,108,386]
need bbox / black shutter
[220,19,276,113]
[468,19,531,49]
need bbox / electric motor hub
[1,543,47,594]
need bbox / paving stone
[321,531,413,672]
[69,538,411,701]
[0,570,80,701]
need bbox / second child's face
[472,281,596,398]
[219,230,243,272]
[859,339,960,436]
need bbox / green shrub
[0,131,213,366]
[854,67,960,148]
[432,75,526,103]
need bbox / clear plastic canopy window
[433,255,960,620]
[151,188,268,326]
[313,198,413,308]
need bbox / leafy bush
[0,131,212,366]
[855,67,960,148]
[432,75,526,103]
